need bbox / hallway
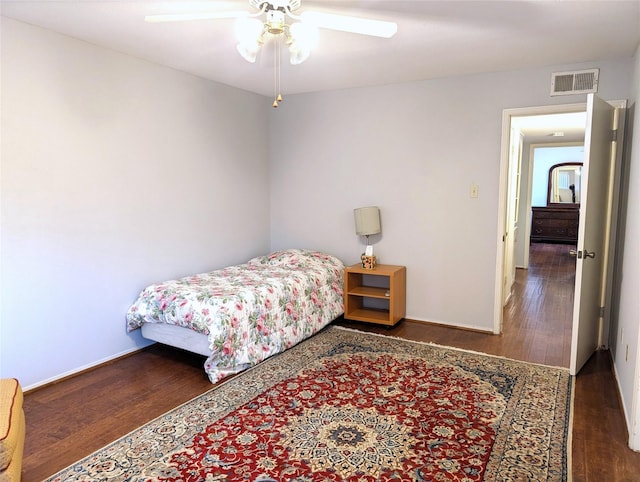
[503,241,576,367]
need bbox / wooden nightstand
[343,264,406,326]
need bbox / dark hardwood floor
[22,242,640,481]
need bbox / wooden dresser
[530,206,579,244]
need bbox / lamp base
[361,254,377,270]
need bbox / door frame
[494,100,627,345]
[494,102,587,335]
[598,99,627,349]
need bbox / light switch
[470,183,479,198]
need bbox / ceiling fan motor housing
[251,0,301,13]
[266,10,286,35]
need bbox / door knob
[570,249,595,259]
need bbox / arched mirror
[547,162,582,206]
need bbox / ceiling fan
[146,1,397,106]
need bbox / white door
[502,128,523,305]
[569,94,616,375]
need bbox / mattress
[127,249,345,383]
[141,323,210,357]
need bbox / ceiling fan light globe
[237,43,259,63]
[289,45,310,65]
[234,17,264,45]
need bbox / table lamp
[354,206,381,268]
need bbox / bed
[126,249,344,383]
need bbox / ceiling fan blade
[300,11,397,38]
[145,11,249,23]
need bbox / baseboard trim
[23,345,152,393]
[608,349,637,451]
[403,317,494,335]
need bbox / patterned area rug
[46,326,573,481]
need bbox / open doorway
[507,115,586,368]
[496,97,627,374]
[493,103,587,347]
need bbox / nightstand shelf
[344,264,406,326]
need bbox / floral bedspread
[126,249,344,383]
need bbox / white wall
[269,59,633,331]
[613,44,640,450]
[0,18,271,389]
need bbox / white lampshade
[354,206,381,236]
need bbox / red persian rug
[46,326,573,481]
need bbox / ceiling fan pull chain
[273,36,283,107]
[277,40,283,105]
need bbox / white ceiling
[516,112,587,143]
[2,0,639,99]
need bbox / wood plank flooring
[338,242,575,368]
[22,243,640,481]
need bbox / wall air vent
[550,69,599,96]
